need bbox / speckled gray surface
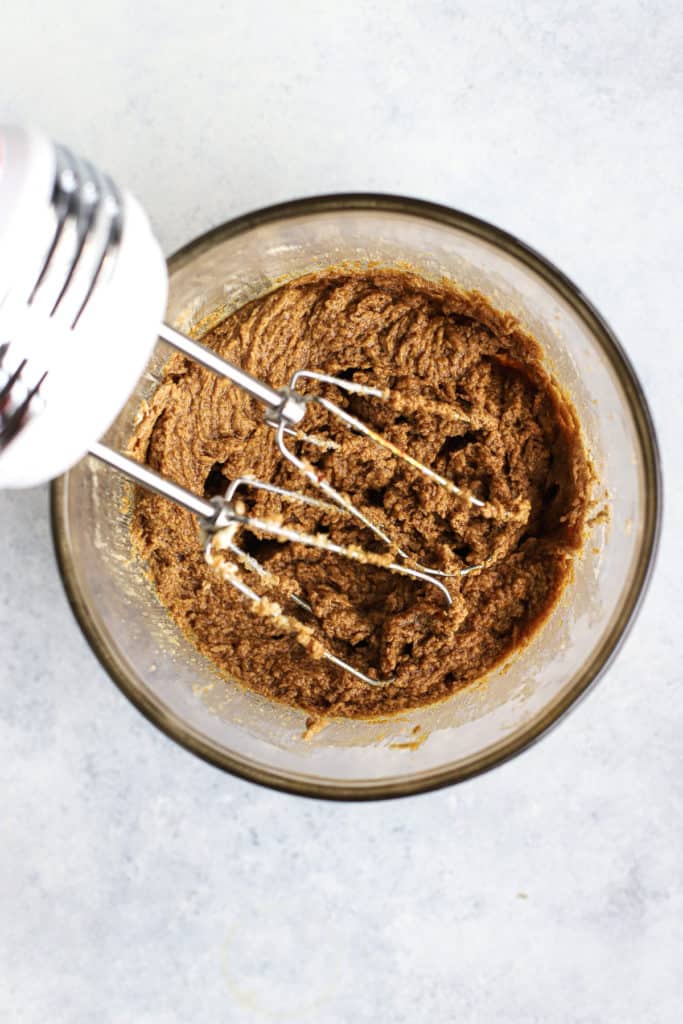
[1,2,681,1021]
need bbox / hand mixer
[0,124,489,686]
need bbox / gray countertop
[1,2,681,1021]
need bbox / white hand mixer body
[0,124,168,487]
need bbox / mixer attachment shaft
[159,325,488,580]
[90,446,462,686]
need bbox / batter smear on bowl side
[130,269,593,718]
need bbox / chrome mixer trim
[0,143,124,449]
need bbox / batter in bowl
[130,269,593,718]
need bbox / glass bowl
[51,195,661,800]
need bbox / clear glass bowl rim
[50,192,662,800]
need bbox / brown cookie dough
[130,269,592,718]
